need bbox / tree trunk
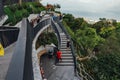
[76,56,90,61]
[19,0,22,6]
[36,0,40,2]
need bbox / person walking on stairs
[56,49,62,62]
[67,39,70,49]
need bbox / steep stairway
[57,33,74,66]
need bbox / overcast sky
[41,0,120,21]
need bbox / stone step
[61,54,73,57]
[62,53,72,55]
[60,35,67,36]
[61,38,67,39]
[62,56,73,60]
[60,33,65,35]
[61,43,67,45]
[61,48,71,51]
[60,34,66,36]
[62,52,72,54]
[62,51,71,53]
[61,39,67,42]
[61,45,68,47]
[56,62,74,66]
[60,36,68,40]
[61,50,71,53]
[61,38,67,40]
[61,45,67,47]
[60,37,67,39]
[60,59,73,63]
[61,42,67,44]
[61,47,70,49]
[60,48,71,51]
[61,44,67,46]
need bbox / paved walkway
[40,54,79,80]
[0,43,16,80]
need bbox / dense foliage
[63,14,120,80]
[36,32,58,49]
[4,2,45,25]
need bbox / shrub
[34,2,43,8]
[32,7,38,13]
[3,2,45,25]
[16,4,23,10]
[4,6,14,24]
[22,2,28,9]
[26,5,32,14]
[8,5,17,12]
[15,10,22,21]
[21,9,29,17]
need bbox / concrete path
[40,54,79,80]
[0,43,16,80]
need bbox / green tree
[84,27,120,80]
[71,18,84,31]
[93,19,117,38]
[63,14,75,28]
[75,27,104,57]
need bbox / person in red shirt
[57,49,62,62]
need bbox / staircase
[57,33,74,66]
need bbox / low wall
[0,26,19,48]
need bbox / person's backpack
[49,49,52,53]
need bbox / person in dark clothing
[48,49,53,59]
[37,18,40,23]
[54,47,59,64]
[53,47,58,55]
[67,39,70,49]
[59,14,62,20]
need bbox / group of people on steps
[49,39,70,64]
[48,46,62,64]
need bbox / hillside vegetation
[63,14,120,80]
[4,2,45,25]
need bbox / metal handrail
[51,18,61,49]
[57,21,77,74]
[33,17,51,38]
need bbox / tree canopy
[63,13,120,80]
